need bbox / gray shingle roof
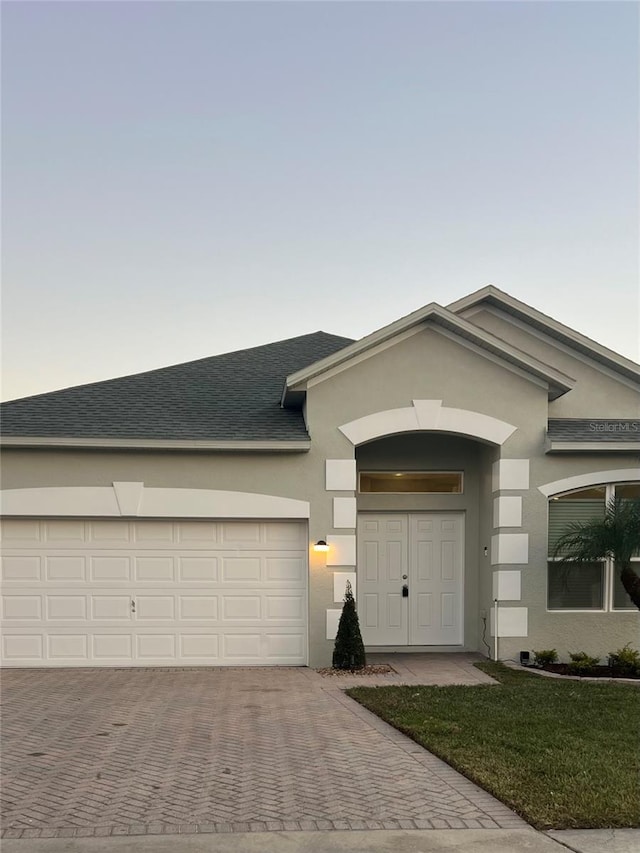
[548,419,640,443]
[1,332,354,441]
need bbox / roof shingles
[1,333,353,442]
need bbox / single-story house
[1,285,638,668]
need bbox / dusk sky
[2,1,638,401]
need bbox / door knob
[402,584,409,598]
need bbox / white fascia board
[0,436,312,452]
[448,286,640,385]
[545,440,640,453]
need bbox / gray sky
[2,0,638,401]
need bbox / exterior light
[313,539,329,553]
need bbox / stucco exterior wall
[463,308,640,418]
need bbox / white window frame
[547,482,639,613]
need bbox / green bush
[608,644,640,677]
[332,580,366,671]
[567,651,601,676]
[533,648,558,667]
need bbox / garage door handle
[131,599,136,613]
[402,585,409,598]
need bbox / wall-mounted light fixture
[313,539,330,553]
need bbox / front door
[357,513,464,646]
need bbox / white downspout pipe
[493,597,499,661]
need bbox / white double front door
[357,513,464,646]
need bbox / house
[1,285,638,668]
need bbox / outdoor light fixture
[313,540,329,553]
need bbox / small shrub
[567,651,601,676]
[332,580,366,671]
[608,644,640,677]
[533,648,558,667]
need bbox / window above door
[358,471,463,494]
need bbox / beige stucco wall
[463,308,640,419]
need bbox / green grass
[346,662,640,829]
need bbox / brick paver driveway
[1,666,525,840]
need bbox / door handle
[402,584,409,598]
[131,598,136,613]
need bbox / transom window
[547,482,639,612]
[359,471,463,494]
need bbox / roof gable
[448,285,640,385]
[283,303,576,404]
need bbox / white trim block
[326,609,342,640]
[339,400,516,447]
[538,467,640,497]
[325,459,357,491]
[491,533,529,565]
[113,482,143,516]
[326,535,357,567]
[493,496,522,528]
[490,606,528,638]
[492,459,529,491]
[333,497,357,529]
[333,572,357,603]
[0,486,310,519]
[492,570,522,601]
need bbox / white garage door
[0,518,308,667]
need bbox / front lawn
[346,662,640,829]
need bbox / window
[547,482,639,611]
[359,471,463,494]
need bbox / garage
[0,518,308,667]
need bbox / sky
[2,0,638,402]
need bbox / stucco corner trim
[538,468,640,498]
[338,400,516,446]
[0,484,311,519]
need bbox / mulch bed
[315,664,395,677]
[539,663,640,679]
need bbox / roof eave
[0,436,312,452]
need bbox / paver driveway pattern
[0,664,525,839]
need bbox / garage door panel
[136,595,175,621]
[46,556,86,582]
[134,556,175,582]
[0,519,307,667]
[2,556,41,582]
[179,595,218,620]
[3,634,43,661]
[88,521,131,543]
[180,633,219,659]
[47,634,88,660]
[178,556,218,582]
[91,595,132,621]
[92,634,133,660]
[91,556,131,582]
[3,594,42,620]
[221,557,261,583]
[46,595,87,621]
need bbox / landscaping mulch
[315,664,394,677]
[538,663,640,679]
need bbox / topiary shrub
[567,651,601,676]
[608,644,640,677]
[332,580,366,671]
[533,648,558,667]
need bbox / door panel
[357,515,408,644]
[409,514,463,644]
